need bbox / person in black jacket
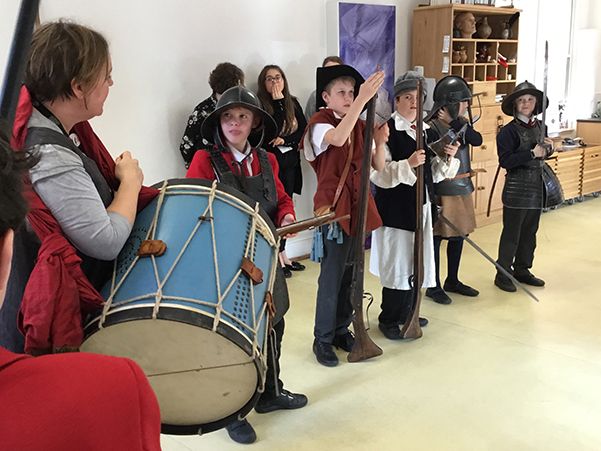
[494,81,562,292]
[257,65,307,277]
[425,75,482,305]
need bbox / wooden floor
[161,197,601,451]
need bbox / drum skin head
[82,315,259,431]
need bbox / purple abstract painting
[339,2,395,122]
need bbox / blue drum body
[81,179,279,435]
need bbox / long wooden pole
[347,87,383,363]
[401,80,424,339]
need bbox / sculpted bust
[454,12,476,39]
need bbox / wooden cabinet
[582,145,601,196]
[472,160,505,225]
[544,145,601,203]
[577,120,601,146]
[413,4,521,226]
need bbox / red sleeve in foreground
[0,349,161,451]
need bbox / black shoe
[226,419,256,444]
[514,272,545,287]
[255,389,308,414]
[282,266,292,278]
[494,274,517,292]
[312,340,338,367]
[286,261,306,271]
[332,330,355,352]
[443,280,479,297]
[425,287,452,305]
[379,319,427,340]
[378,322,402,340]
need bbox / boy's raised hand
[356,70,385,105]
[374,122,389,147]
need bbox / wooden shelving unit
[412,3,522,225]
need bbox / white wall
[0,0,423,257]
[2,0,599,256]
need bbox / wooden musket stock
[347,85,383,363]
[276,212,350,237]
[401,80,425,339]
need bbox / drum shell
[82,179,279,434]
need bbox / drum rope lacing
[98,180,279,379]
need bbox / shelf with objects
[413,3,521,226]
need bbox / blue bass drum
[81,179,279,435]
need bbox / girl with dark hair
[257,65,307,276]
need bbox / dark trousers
[379,287,412,327]
[314,227,355,343]
[433,236,465,288]
[261,318,285,400]
[497,206,541,278]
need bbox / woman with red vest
[1,21,157,355]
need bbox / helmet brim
[501,88,548,117]
[201,101,278,146]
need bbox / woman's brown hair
[24,21,110,103]
[257,65,298,137]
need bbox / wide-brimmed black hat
[201,86,278,146]
[425,75,474,122]
[501,80,549,116]
[316,64,365,110]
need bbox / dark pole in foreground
[0,0,40,129]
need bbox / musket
[347,72,383,363]
[276,212,350,237]
[401,80,425,339]
[0,0,40,128]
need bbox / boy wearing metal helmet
[369,70,460,340]
[186,85,307,444]
[425,75,482,305]
[494,81,562,292]
[299,65,388,366]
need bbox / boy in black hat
[494,81,562,292]
[425,75,482,305]
[187,85,307,444]
[369,70,459,339]
[299,65,388,366]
